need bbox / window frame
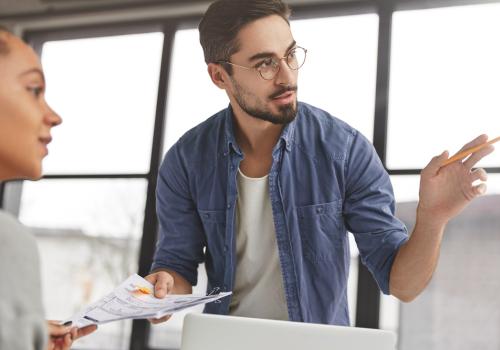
[0,1,499,349]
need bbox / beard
[230,78,298,125]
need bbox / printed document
[64,274,231,328]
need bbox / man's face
[225,15,299,125]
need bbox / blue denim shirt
[152,102,408,326]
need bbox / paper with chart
[63,274,231,328]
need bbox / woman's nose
[44,103,62,127]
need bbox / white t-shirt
[228,169,289,320]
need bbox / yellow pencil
[442,136,500,166]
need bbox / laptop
[181,313,397,350]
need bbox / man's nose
[275,59,295,86]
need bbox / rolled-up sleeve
[343,131,408,294]
[151,142,205,286]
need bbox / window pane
[385,173,500,338]
[391,174,420,203]
[162,29,228,154]
[387,4,500,169]
[17,179,147,350]
[41,32,164,174]
[393,174,500,350]
[293,14,379,141]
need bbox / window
[381,173,500,341]
[16,179,147,349]
[392,174,500,349]
[2,2,495,349]
[41,32,164,174]
[7,29,165,350]
[293,14,379,141]
[385,5,500,339]
[162,28,228,155]
[387,3,500,169]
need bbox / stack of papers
[64,274,231,328]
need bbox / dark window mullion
[129,21,176,350]
[372,0,393,166]
[355,0,394,330]
[395,0,500,12]
[40,174,149,179]
[0,182,4,209]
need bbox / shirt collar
[223,103,298,156]
[223,105,242,156]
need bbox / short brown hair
[199,0,291,74]
[0,25,11,55]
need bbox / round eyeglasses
[218,46,307,81]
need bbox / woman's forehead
[0,35,42,76]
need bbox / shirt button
[204,213,210,219]
[227,204,231,209]
[316,207,323,214]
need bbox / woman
[0,26,97,349]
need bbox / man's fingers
[144,273,157,284]
[473,182,487,196]
[145,273,175,323]
[463,145,495,170]
[144,271,172,298]
[470,168,488,183]
[455,134,488,154]
[154,272,174,298]
[423,151,449,175]
[148,314,172,324]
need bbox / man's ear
[208,63,227,89]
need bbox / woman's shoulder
[0,209,42,294]
[0,210,38,253]
[0,210,46,350]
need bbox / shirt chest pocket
[198,209,226,239]
[297,200,346,261]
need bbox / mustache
[269,85,298,99]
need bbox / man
[145,0,493,325]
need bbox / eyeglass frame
[216,46,307,81]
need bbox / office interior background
[1,0,500,349]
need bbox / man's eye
[256,58,274,69]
